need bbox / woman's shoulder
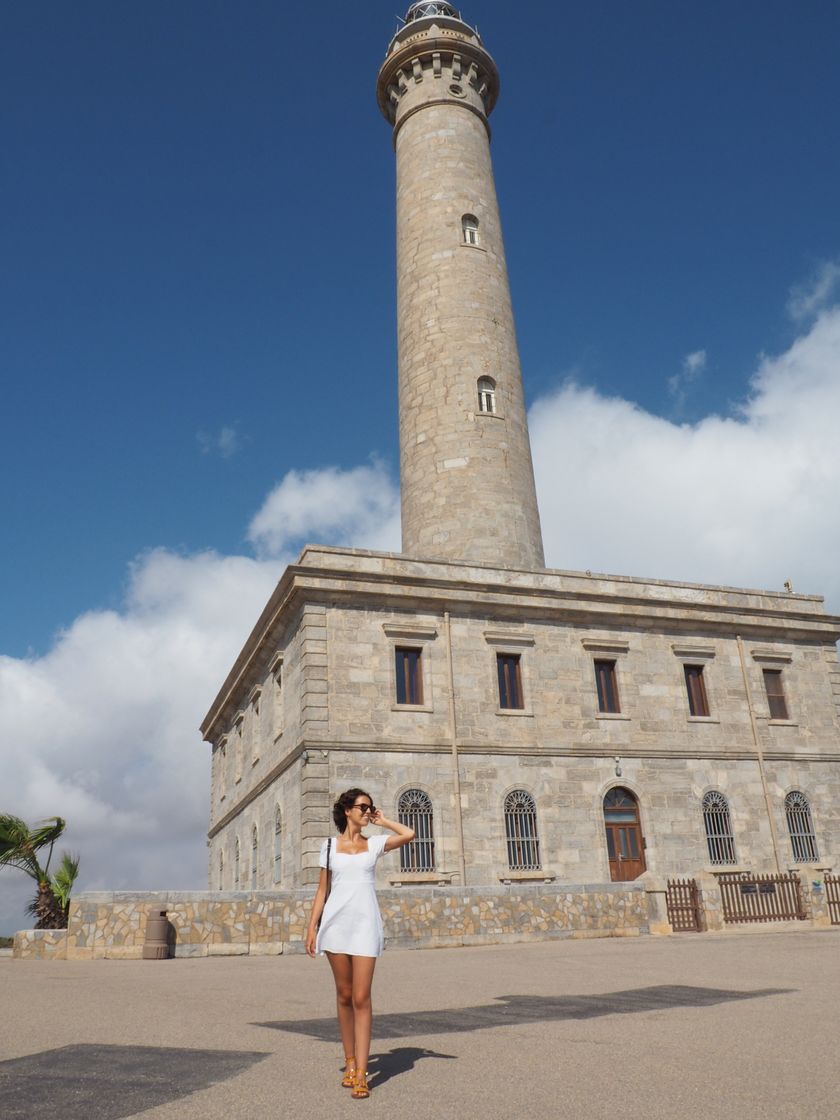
[368,833,389,855]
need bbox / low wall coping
[74,881,645,907]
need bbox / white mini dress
[315,833,389,958]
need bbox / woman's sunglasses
[353,802,375,814]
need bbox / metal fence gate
[825,874,840,925]
[717,872,806,923]
[666,878,702,932]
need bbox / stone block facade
[200,547,840,918]
[377,9,544,569]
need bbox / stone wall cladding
[12,930,68,960]
[17,884,647,959]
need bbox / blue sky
[4,0,839,657]
[2,1,840,933]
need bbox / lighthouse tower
[377,3,545,570]
[197,0,840,944]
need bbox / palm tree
[0,815,80,929]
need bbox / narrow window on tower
[594,659,620,714]
[477,377,496,414]
[462,213,479,246]
[497,653,524,710]
[684,664,710,717]
[763,668,789,720]
[395,647,424,706]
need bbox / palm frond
[51,852,81,909]
[0,814,66,882]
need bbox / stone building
[201,3,840,910]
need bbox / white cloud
[197,425,241,459]
[531,304,840,608]
[0,472,398,934]
[248,460,401,557]
[787,259,840,322]
[667,348,707,410]
[3,297,840,936]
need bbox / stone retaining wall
[13,882,648,960]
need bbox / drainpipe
[737,635,782,873]
[444,610,467,885]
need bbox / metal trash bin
[142,910,171,959]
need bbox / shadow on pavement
[0,1043,269,1120]
[256,984,794,1041]
[368,1045,457,1088]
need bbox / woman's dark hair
[332,788,373,833]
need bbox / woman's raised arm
[371,809,416,853]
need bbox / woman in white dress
[305,788,415,1099]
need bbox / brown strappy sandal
[342,1056,356,1088]
[351,1070,370,1099]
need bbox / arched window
[785,791,819,862]
[273,806,282,885]
[478,377,496,414]
[504,790,540,871]
[251,826,259,890]
[462,213,479,246]
[234,837,241,889]
[702,791,736,865]
[398,789,435,871]
[218,850,224,891]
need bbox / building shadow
[0,1044,268,1120]
[255,984,794,1041]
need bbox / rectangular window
[594,659,620,714]
[395,647,423,705]
[497,653,524,710]
[763,668,789,720]
[684,665,710,717]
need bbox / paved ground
[1,929,838,1120]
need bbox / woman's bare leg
[326,952,355,1072]
[350,955,377,1075]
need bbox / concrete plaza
[1,929,837,1120]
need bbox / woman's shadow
[367,1046,456,1089]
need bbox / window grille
[477,377,496,414]
[702,791,737,865]
[395,647,424,705]
[505,790,541,871]
[594,659,620,714]
[218,850,224,891]
[251,827,258,890]
[497,653,524,709]
[785,791,819,862]
[763,669,789,720]
[462,213,479,246]
[684,664,710,717]
[398,789,435,871]
[234,838,241,889]
[273,806,282,884]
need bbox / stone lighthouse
[197,2,840,949]
[377,2,545,569]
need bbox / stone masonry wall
[13,883,648,960]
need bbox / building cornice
[199,547,840,744]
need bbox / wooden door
[604,787,646,881]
